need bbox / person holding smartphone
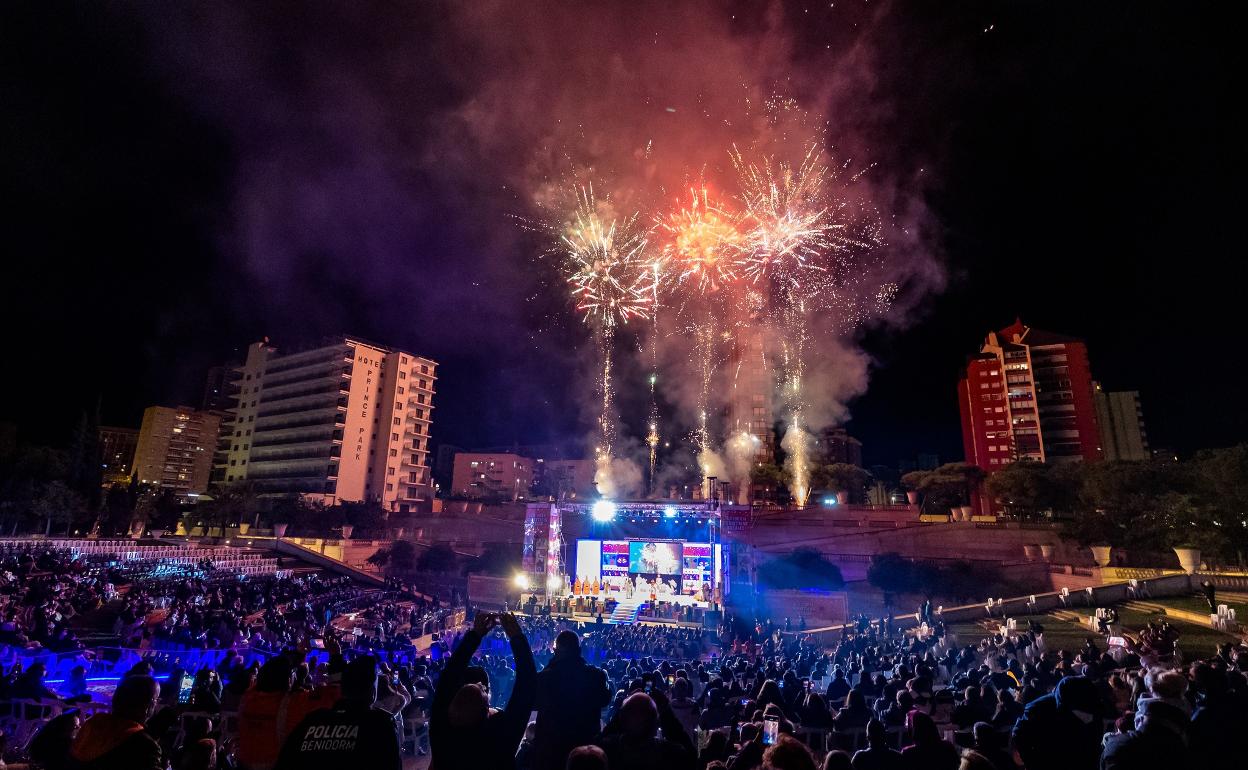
[429,612,536,770]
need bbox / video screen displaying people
[628,540,683,576]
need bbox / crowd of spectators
[417,609,1248,770]
[0,545,105,652]
[4,541,1248,770]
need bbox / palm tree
[200,481,260,537]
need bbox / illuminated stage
[522,500,731,615]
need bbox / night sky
[2,1,1241,467]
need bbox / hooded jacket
[1012,677,1104,770]
[69,713,163,770]
[1100,698,1189,770]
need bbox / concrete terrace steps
[1120,600,1221,628]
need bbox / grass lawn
[945,605,1241,659]
[1112,606,1239,658]
[946,613,1093,652]
[1146,593,1247,618]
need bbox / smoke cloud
[128,0,946,484]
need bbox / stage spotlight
[822,497,838,506]
[513,573,530,590]
[591,499,617,522]
[664,506,678,518]
[546,574,563,590]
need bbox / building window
[421,365,429,374]
[389,448,397,457]
[398,386,405,395]
[399,371,407,379]
[230,460,236,466]
[393,417,401,425]
[391,432,399,441]
[387,467,395,476]
[395,401,402,410]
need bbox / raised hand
[473,611,496,635]
[498,612,522,637]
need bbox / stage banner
[721,508,753,533]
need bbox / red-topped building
[959,319,1103,510]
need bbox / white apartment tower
[216,337,437,512]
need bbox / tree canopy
[756,546,845,591]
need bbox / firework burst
[659,186,742,295]
[561,185,656,329]
[730,143,883,303]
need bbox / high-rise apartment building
[727,327,775,462]
[133,406,222,496]
[201,364,234,412]
[99,425,140,486]
[818,427,863,467]
[215,337,436,512]
[1093,383,1149,461]
[959,319,1102,474]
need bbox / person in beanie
[534,628,612,770]
[1012,676,1104,770]
[68,676,164,770]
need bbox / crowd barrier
[0,643,279,683]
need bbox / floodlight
[591,499,617,522]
